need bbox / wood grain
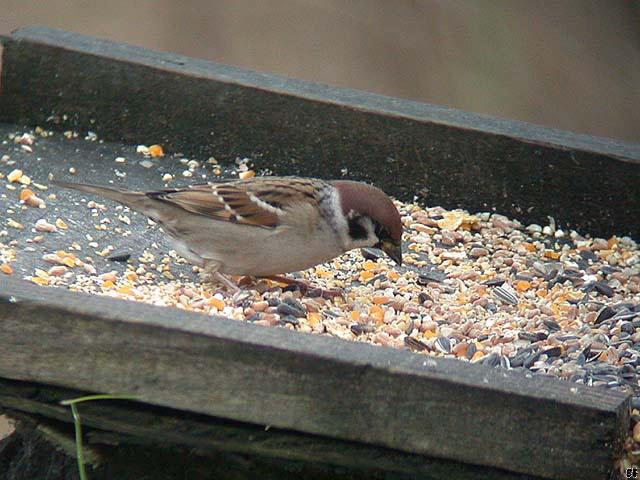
[1,27,639,237]
[0,277,629,479]
[0,379,541,480]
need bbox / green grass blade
[62,393,141,480]
[70,403,88,480]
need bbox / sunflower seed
[435,336,451,354]
[418,268,447,284]
[595,306,616,324]
[361,248,383,261]
[580,250,598,262]
[277,302,306,318]
[350,323,375,335]
[523,350,542,368]
[107,251,131,262]
[584,281,615,297]
[511,346,537,367]
[404,336,429,352]
[280,315,300,326]
[542,346,562,357]
[483,277,506,287]
[543,319,560,331]
[492,285,519,305]
[465,342,477,360]
[500,356,511,369]
[482,352,501,367]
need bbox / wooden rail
[0,277,630,479]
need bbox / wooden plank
[0,379,540,480]
[1,27,639,237]
[0,277,629,479]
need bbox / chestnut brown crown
[331,180,403,264]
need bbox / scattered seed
[492,285,519,305]
[7,169,23,182]
[148,145,164,157]
[0,263,13,275]
[435,336,451,354]
[277,301,306,318]
[404,336,429,351]
[108,251,132,262]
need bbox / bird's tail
[52,181,153,213]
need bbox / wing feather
[146,177,327,229]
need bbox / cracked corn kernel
[437,211,464,231]
[34,268,50,279]
[31,277,49,286]
[362,260,377,271]
[516,280,532,292]
[18,175,31,185]
[7,169,23,182]
[307,312,321,326]
[7,219,23,229]
[373,296,391,305]
[102,280,115,289]
[209,297,225,310]
[125,271,138,282]
[471,351,485,362]
[314,266,331,278]
[117,285,133,295]
[149,145,164,158]
[369,305,385,323]
[148,145,164,157]
[48,266,68,276]
[239,170,256,180]
[61,257,77,268]
[543,249,560,260]
[1,264,13,275]
[359,271,375,282]
[55,218,68,230]
[19,189,34,201]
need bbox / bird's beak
[382,242,403,266]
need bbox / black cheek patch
[348,217,368,240]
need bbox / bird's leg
[200,260,239,293]
[263,275,343,299]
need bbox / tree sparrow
[54,177,403,290]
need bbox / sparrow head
[332,180,403,265]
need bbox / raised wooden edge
[2,26,639,162]
[1,27,639,239]
[0,276,630,479]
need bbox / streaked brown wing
[148,182,281,228]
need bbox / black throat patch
[348,216,368,240]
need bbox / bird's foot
[262,275,343,299]
[199,263,240,293]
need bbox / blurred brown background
[0,0,639,139]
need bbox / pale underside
[158,200,345,276]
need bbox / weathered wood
[1,27,639,237]
[4,415,409,480]
[0,277,629,479]
[0,379,539,480]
